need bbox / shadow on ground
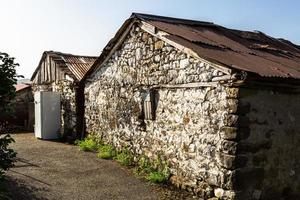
[4,133,198,200]
[3,176,49,200]
[4,156,51,200]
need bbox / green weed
[116,149,134,166]
[146,171,169,184]
[136,155,170,184]
[97,145,116,159]
[75,138,100,152]
[75,134,171,185]
[135,156,153,175]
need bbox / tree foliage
[0,52,19,177]
[0,52,19,117]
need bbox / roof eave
[81,17,137,82]
[30,51,48,81]
[81,14,232,82]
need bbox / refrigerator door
[34,91,61,139]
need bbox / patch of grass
[75,138,100,152]
[146,171,169,184]
[97,145,116,159]
[135,155,170,184]
[116,148,134,166]
[75,133,171,185]
[135,156,153,175]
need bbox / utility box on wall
[34,91,61,140]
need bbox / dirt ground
[4,133,197,200]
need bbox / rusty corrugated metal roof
[59,53,97,81]
[132,13,300,79]
[31,51,97,81]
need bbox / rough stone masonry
[84,24,300,199]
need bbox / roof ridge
[83,13,300,80]
[131,12,215,26]
[31,51,97,81]
[45,50,98,58]
[134,13,300,49]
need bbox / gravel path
[5,133,160,200]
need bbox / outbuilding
[83,13,300,199]
[31,51,97,140]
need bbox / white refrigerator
[34,91,61,139]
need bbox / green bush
[0,134,16,177]
[75,138,100,152]
[97,145,116,159]
[116,149,134,166]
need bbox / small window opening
[143,89,158,121]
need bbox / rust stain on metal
[62,55,97,80]
[133,13,300,79]
[31,51,97,83]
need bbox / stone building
[83,13,300,199]
[31,51,97,139]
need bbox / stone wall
[52,80,78,138]
[85,24,238,199]
[236,87,300,200]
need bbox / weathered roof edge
[30,51,98,82]
[131,12,215,26]
[30,51,47,81]
[82,13,300,83]
[81,17,135,82]
[82,13,232,82]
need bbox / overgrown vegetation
[136,156,153,175]
[115,148,134,166]
[75,138,100,152]
[146,171,169,184]
[97,145,116,159]
[136,155,170,184]
[76,134,171,184]
[0,135,16,177]
[74,134,103,152]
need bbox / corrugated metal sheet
[61,54,97,81]
[133,13,300,79]
[31,51,97,82]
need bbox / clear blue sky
[1,0,300,78]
